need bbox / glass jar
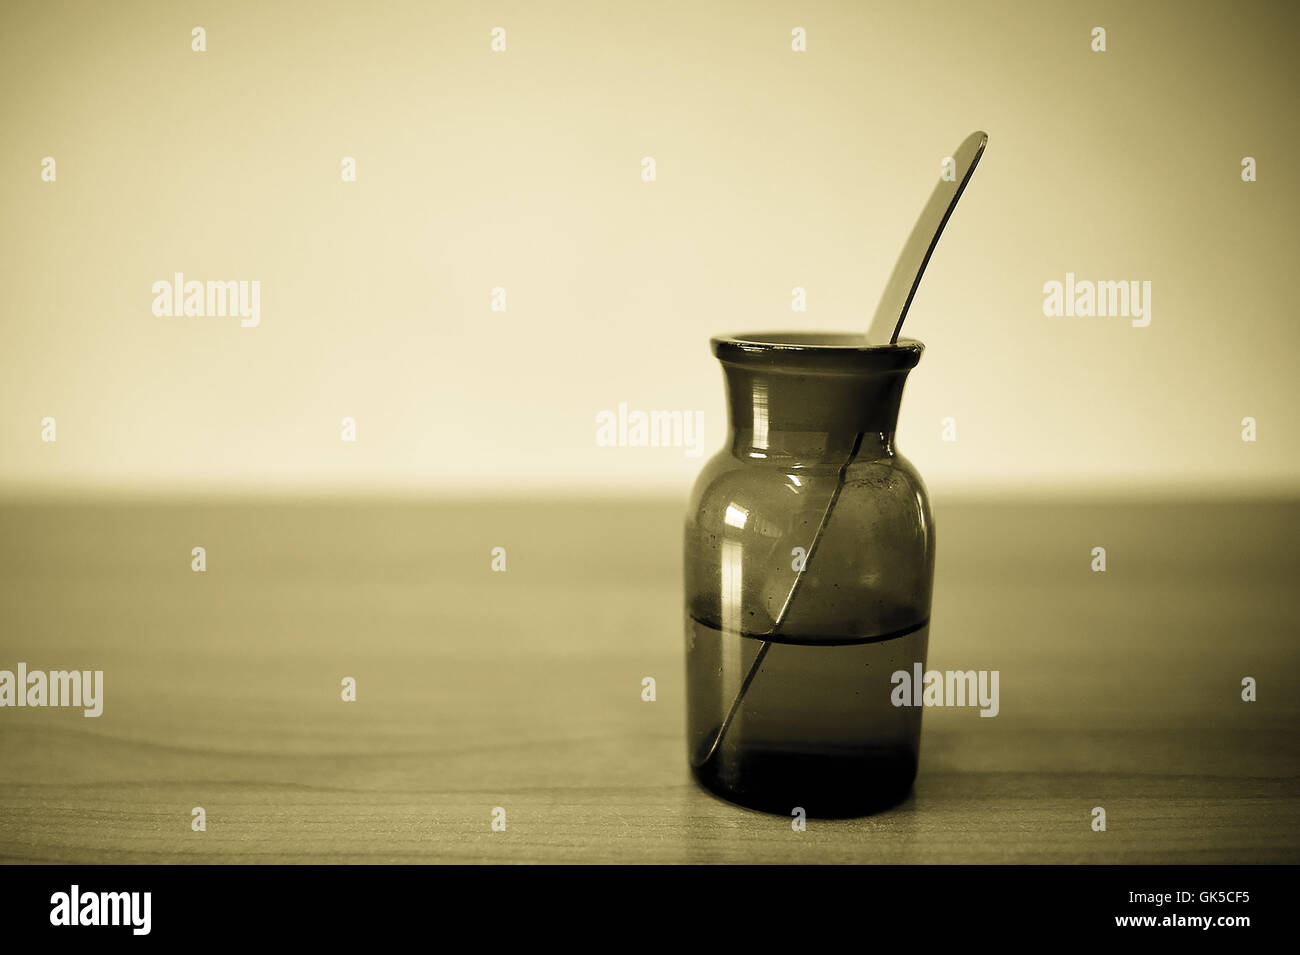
[684,332,935,817]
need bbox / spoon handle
[866,130,987,345]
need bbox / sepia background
[1,1,1297,866]
[1,0,1298,497]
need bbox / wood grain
[1,496,1296,863]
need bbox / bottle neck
[721,364,911,465]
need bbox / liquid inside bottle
[687,614,928,817]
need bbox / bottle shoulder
[687,447,931,520]
[684,446,934,638]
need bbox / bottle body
[684,333,934,817]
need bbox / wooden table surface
[1,496,1297,864]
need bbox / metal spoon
[866,130,988,344]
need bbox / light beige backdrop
[2,0,1296,497]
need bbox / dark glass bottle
[684,333,934,817]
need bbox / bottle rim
[711,332,923,370]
